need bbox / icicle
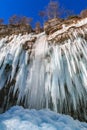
[0,30,87,121]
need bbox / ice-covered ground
[0,106,87,130]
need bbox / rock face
[44,17,87,44]
[0,24,32,37]
[44,18,63,35]
[44,17,81,35]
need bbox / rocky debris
[22,37,37,50]
[23,41,33,51]
[22,36,37,60]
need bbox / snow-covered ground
[0,106,87,130]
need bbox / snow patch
[0,106,87,130]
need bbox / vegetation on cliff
[0,0,86,36]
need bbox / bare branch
[9,15,33,25]
[0,19,4,25]
[80,9,87,18]
[46,1,60,19]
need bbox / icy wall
[0,18,87,121]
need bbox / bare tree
[39,11,46,23]
[46,1,60,19]
[65,10,74,18]
[9,15,20,25]
[80,9,87,18]
[0,19,4,25]
[36,22,40,28]
[19,16,32,25]
[35,22,41,33]
[9,15,32,25]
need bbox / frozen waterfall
[0,22,87,121]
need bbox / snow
[0,106,87,130]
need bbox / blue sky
[0,0,87,25]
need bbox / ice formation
[0,106,87,130]
[0,18,87,121]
